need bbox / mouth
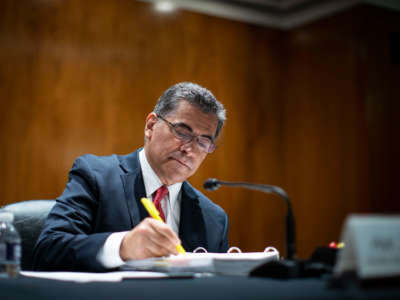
[170,157,191,170]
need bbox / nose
[179,139,195,153]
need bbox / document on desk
[122,250,279,276]
[20,271,169,282]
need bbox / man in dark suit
[33,82,229,272]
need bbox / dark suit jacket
[33,150,229,272]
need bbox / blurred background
[0,0,399,259]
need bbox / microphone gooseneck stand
[203,178,301,278]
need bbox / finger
[133,225,176,257]
[120,224,172,260]
[146,236,179,256]
[120,218,181,260]
[147,218,181,246]
[142,233,178,257]
[139,219,180,255]
[145,220,180,254]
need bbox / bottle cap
[0,210,14,223]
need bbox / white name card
[334,214,400,279]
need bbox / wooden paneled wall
[0,1,398,258]
[283,5,400,257]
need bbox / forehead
[166,100,218,136]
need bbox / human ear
[144,112,158,140]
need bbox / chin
[166,175,186,185]
[164,171,190,185]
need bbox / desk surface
[1,275,400,300]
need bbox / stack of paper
[21,271,169,282]
[123,251,279,276]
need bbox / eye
[174,126,192,140]
[197,137,211,148]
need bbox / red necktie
[153,185,168,222]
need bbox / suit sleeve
[219,211,229,253]
[33,156,112,272]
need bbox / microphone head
[203,178,220,191]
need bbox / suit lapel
[119,150,147,227]
[179,182,208,252]
[119,150,207,251]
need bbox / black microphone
[203,178,220,191]
[203,178,296,261]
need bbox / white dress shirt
[97,149,182,268]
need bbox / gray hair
[154,82,226,139]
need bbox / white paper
[20,271,168,282]
[123,250,279,276]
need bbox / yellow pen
[141,197,186,254]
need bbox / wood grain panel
[0,0,284,254]
[283,5,400,258]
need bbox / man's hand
[119,217,181,261]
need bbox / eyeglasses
[157,114,216,153]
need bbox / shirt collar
[139,149,182,204]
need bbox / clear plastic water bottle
[0,210,21,278]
